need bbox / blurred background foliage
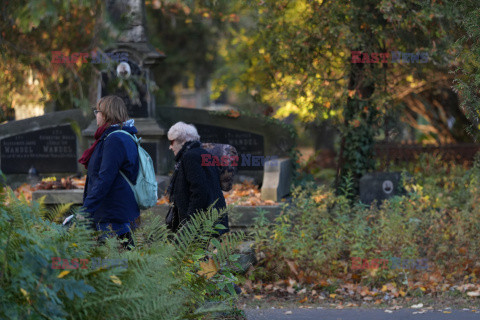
[0,0,106,119]
[1,0,480,193]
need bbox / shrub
[250,154,480,291]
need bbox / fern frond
[44,202,74,222]
[172,206,225,263]
[210,231,246,271]
[133,210,169,250]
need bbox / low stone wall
[33,189,84,205]
[32,190,283,229]
[149,204,282,229]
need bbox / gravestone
[157,107,295,183]
[0,109,91,187]
[1,125,77,174]
[261,158,292,201]
[194,124,264,171]
[359,172,406,204]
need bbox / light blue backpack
[106,130,158,209]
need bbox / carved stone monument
[83,0,166,174]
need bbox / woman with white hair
[165,122,229,234]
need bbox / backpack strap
[104,129,140,185]
[105,129,141,145]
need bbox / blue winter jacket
[82,124,140,235]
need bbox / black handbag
[165,205,179,232]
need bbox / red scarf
[78,124,109,169]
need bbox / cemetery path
[244,308,480,320]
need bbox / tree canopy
[0,0,107,121]
[2,0,480,194]
[213,0,467,128]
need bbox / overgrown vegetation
[0,188,245,319]
[249,154,480,297]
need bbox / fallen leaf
[198,259,218,279]
[413,311,426,314]
[467,291,480,297]
[285,311,292,315]
[411,303,424,308]
[57,270,70,278]
[360,288,370,296]
[227,110,240,118]
[329,294,336,299]
[286,260,299,276]
[243,279,253,292]
[110,275,122,285]
[254,295,264,300]
[288,278,297,287]
[319,279,329,287]
[299,297,308,303]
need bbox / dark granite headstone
[193,123,265,171]
[1,125,77,174]
[359,172,406,204]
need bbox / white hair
[167,122,200,142]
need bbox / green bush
[0,188,244,319]
[251,154,480,289]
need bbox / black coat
[172,141,229,235]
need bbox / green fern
[0,189,244,319]
[44,202,75,223]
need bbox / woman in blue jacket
[79,95,139,248]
